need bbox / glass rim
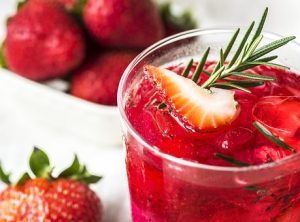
[117,27,300,173]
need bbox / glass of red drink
[118,29,300,222]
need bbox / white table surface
[1,1,300,222]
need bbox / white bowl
[0,68,122,146]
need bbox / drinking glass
[118,29,300,222]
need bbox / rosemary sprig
[195,7,295,90]
[253,121,296,153]
[214,153,251,167]
[177,8,295,89]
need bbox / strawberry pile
[1,0,196,106]
[0,147,103,221]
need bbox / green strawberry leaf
[0,163,11,185]
[159,2,197,32]
[79,174,103,184]
[72,0,87,17]
[57,155,102,184]
[17,0,28,10]
[58,155,80,178]
[72,165,102,184]
[0,43,7,69]
[16,172,31,186]
[29,147,52,179]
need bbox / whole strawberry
[0,148,102,222]
[83,0,165,48]
[71,50,139,105]
[3,0,86,81]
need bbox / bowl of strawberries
[0,0,197,146]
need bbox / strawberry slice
[144,65,239,131]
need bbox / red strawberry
[71,50,139,105]
[56,0,77,11]
[0,148,102,222]
[144,65,239,131]
[83,0,165,48]
[4,0,86,81]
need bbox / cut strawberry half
[144,65,239,131]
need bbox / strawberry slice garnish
[144,65,239,131]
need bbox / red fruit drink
[118,29,300,222]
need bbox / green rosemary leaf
[214,153,251,167]
[244,35,263,61]
[234,59,284,72]
[249,36,296,61]
[250,7,268,45]
[192,47,210,82]
[211,82,251,93]
[201,66,225,88]
[158,102,167,109]
[246,61,290,70]
[228,21,255,67]
[257,55,278,62]
[202,70,211,76]
[227,80,264,88]
[246,185,260,191]
[212,61,221,74]
[236,43,249,66]
[233,64,256,72]
[253,121,296,153]
[228,72,274,81]
[182,58,194,77]
[223,28,240,60]
[220,49,225,66]
[213,29,241,73]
